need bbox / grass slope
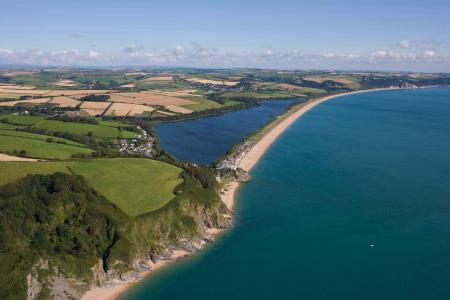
[34,120,136,139]
[182,97,223,111]
[0,129,87,147]
[0,135,93,159]
[0,158,183,216]
[1,115,45,125]
[1,115,136,139]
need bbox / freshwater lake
[156,99,300,165]
[125,88,450,299]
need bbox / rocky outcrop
[27,259,83,300]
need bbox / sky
[1,0,450,72]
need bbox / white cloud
[172,45,184,56]
[0,45,449,71]
[0,48,13,55]
[88,51,99,58]
[399,40,410,48]
[372,50,388,58]
[423,50,435,59]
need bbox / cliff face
[0,169,229,300]
[97,173,231,289]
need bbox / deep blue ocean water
[156,99,299,165]
[122,88,450,300]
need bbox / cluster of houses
[117,126,154,157]
[216,140,254,170]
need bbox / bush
[80,94,110,102]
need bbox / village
[216,140,254,170]
[117,126,154,157]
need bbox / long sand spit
[81,87,399,300]
[220,87,400,210]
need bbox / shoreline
[81,87,400,300]
[221,87,401,210]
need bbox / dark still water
[123,88,450,300]
[156,99,299,165]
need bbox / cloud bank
[0,45,449,72]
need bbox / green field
[34,120,136,138]
[0,134,92,159]
[0,129,87,147]
[0,158,183,216]
[1,115,45,125]
[182,96,223,111]
[220,91,293,99]
[1,115,136,139]
[295,87,327,94]
[0,123,15,129]
[97,119,131,128]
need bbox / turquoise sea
[122,88,450,299]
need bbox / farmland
[105,102,155,116]
[1,115,136,139]
[0,158,183,216]
[1,68,450,300]
[34,120,136,138]
[0,134,92,159]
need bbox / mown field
[0,133,92,159]
[34,120,136,138]
[0,158,183,216]
[1,115,136,139]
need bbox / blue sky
[1,0,450,71]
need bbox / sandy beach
[81,87,398,300]
[81,250,189,300]
[220,87,399,209]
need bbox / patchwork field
[0,98,51,107]
[165,105,192,114]
[276,83,303,90]
[186,77,239,86]
[0,83,36,90]
[143,76,173,81]
[48,96,81,107]
[0,93,22,99]
[0,158,183,216]
[182,97,222,111]
[143,89,200,97]
[0,88,50,95]
[111,92,195,106]
[0,81,211,116]
[80,101,110,116]
[52,79,77,87]
[105,102,155,116]
[43,89,115,97]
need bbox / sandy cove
[81,87,398,300]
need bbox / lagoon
[156,99,300,165]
